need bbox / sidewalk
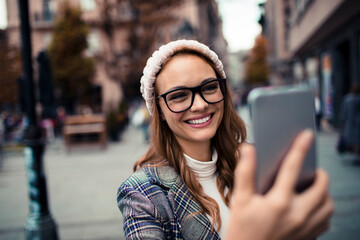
[0,108,359,239]
[317,130,360,240]
[0,125,149,240]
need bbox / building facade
[5,0,228,113]
[263,0,360,127]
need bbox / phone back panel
[248,86,317,194]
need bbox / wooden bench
[63,114,107,152]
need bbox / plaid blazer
[117,166,221,239]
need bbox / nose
[190,92,208,111]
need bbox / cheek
[164,112,184,125]
[215,101,225,115]
[159,102,183,123]
[214,102,225,125]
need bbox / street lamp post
[17,0,59,239]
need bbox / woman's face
[156,54,224,149]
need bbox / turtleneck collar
[184,150,218,180]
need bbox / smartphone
[247,85,317,194]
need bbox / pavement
[0,107,359,240]
[0,124,148,240]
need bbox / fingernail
[302,129,314,141]
[242,146,251,158]
[240,143,254,159]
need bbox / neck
[177,138,211,162]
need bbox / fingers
[298,169,334,238]
[233,144,257,201]
[287,169,333,239]
[273,130,314,196]
[298,194,334,239]
[298,169,330,214]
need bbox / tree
[245,34,270,87]
[96,0,182,100]
[0,30,22,111]
[48,1,95,113]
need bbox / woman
[117,40,333,240]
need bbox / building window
[43,33,52,48]
[87,31,100,56]
[42,0,54,21]
[81,0,96,11]
[33,0,55,23]
[117,2,136,21]
[295,0,314,23]
[295,0,305,14]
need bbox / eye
[167,90,190,102]
[202,82,219,93]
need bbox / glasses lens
[165,89,192,112]
[202,80,224,103]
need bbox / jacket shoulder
[117,166,179,217]
[118,165,178,191]
[117,166,183,239]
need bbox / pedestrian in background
[314,93,322,131]
[131,102,151,142]
[117,40,333,239]
[338,84,360,163]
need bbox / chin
[190,131,217,143]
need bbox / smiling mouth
[186,114,213,125]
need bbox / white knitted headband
[140,39,226,115]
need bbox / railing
[33,11,55,24]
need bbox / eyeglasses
[157,78,226,113]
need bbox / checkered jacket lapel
[118,166,220,239]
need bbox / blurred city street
[0,107,360,240]
[0,0,359,239]
[0,123,148,240]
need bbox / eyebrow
[165,77,217,92]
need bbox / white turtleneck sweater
[184,151,230,238]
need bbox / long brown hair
[134,51,247,231]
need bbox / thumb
[233,144,257,202]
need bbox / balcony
[32,10,55,29]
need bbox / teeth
[187,115,211,125]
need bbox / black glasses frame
[157,78,226,113]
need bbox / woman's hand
[226,130,334,240]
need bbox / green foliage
[245,35,270,86]
[48,1,95,104]
[97,0,182,100]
